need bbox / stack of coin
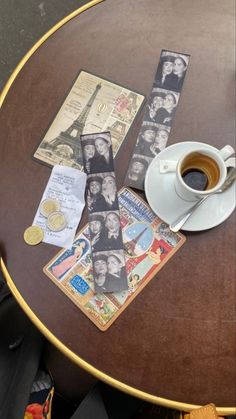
[24,198,68,245]
[40,198,67,232]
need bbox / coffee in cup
[174,144,235,202]
[180,152,220,191]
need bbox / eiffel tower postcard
[33,70,145,170]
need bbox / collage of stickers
[44,188,185,331]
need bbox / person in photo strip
[89,134,114,173]
[155,54,176,91]
[87,176,105,213]
[106,254,127,290]
[89,211,123,252]
[102,212,123,250]
[135,127,156,157]
[90,213,105,252]
[126,156,150,189]
[93,253,127,293]
[146,92,178,126]
[82,139,96,173]
[148,95,164,121]
[100,173,119,211]
[164,55,188,92]
[135,125,169,158]
[149,128,169,156]
[93,254,109,293]
[87,173,119,213]
[155,53,189,92]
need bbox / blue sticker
[70,275,89,295]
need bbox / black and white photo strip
[125,49,190,191]
[146,89,179,126]
[81,131,114,174]
[86,172,119,213]
[154,50,190,92]
[126,154,152,190]
[81,132,128,294]
[90,210,123,252]
[92,250,127,294]
[134,122,171,158]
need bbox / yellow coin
[47,211,67,232]
[40,198,60,217]
[24,225,44,245]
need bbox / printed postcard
[44,188,186,331]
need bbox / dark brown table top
[0,0,235,414]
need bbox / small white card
[159,159,177,173]
[33,165,87,248]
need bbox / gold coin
[40,198,60,217]
[47,211,67,232]
[24,225,44,245]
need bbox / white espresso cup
[173,144,235,201]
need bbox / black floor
[0,0,88,91]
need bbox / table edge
[1,264,236,415]
[0,0,104,103]
[0,1,235,414]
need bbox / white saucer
[144,141,236,232]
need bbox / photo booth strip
[81,131,128,294]
[125,49,190,191]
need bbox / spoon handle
[169,196,209,232]
[221,167,236,190]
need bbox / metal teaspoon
[169,167,236,232]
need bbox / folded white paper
[33,165,87,248]
[159,160,177,173]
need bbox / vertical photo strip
[81,132,128,294]
[125,49,190,191]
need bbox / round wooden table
[0,0,235,414]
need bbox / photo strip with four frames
[125,49,190,190]
[81,131,128,294]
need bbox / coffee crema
[180,152,220,191]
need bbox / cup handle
[225,157,236,168]
[219,145,235,160]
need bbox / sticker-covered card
[33,71,145,169]
[44,188,186,331]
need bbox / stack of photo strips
[125,49,190,190]
[81,131,128,294]
[42,52,190,330]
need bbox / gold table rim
[0,1,235,414]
